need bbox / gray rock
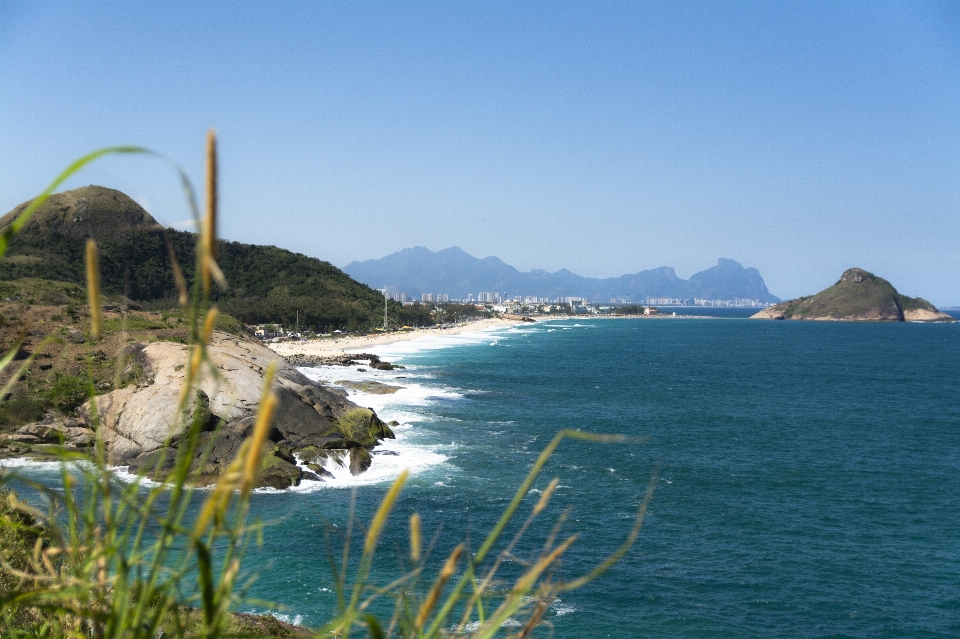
[17,423,67,442]
[255,451,303,489]
[65,427,95,448]
[305,464,334,479]
[349,448,372,476]
[0,433,42,444]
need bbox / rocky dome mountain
[0,186,396,331]
[0,185,159,242]
[344,247,780,303]
[751,268,954,322]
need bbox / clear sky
[2,1,958,303]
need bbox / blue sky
[2,1,958,303]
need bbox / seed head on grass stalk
[201,129,225,295]
[85,239,101,339]
[193,362,277,538]
[161,230,190,308]
[409,513,422,563]
[241,364,278,497]
[415,543,464,631]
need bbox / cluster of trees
[614,304,645,315]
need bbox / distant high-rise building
[422,293,434,302]
[437,294,449,302]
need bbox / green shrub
[0,397,47,427]
[43,372,90,412]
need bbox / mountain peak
[838,268,876,285]
[716,258,742,267]
[0,185,158,243]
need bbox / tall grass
[0,135,655,638]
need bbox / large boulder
[80,332,394,487]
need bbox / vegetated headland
[0,186,440,489]
[750,268,955,322]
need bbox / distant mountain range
[343,247,780,303]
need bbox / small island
[751,268,955,322]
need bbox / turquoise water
[7,316,960,636]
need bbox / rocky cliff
[751,268,954,322]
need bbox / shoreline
[266,317,527,358]
[266,312,744,360]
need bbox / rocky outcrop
[0,412,96,449]
[903,308,955,322]
[751,268,955,323]
[76,332,394,488]
[285,352,404,370]
[334,380,404,395]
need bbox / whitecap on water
[273,436,450,494]
[354,325,516,363]
[552,599,577,616]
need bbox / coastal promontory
[0,186,405,488]
[751,268,954,322]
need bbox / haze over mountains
[344,247,780,303]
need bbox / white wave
[0,457,173,491]
[272,613,303,626]
[299,366,466,415]
[347,325,516,362]
[242,609,303,626]
[0,457,69,472]
[459,618,522,633]
[266,436,450,494]
[109,466,166,488]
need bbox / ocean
[6,314,960,637]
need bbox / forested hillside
[0,186,414,331]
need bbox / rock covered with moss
[76,331,393,488]
[751,268,955,322]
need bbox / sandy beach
[266,317,526,358]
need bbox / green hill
[751,268,954,322]
[0,185,408,331]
